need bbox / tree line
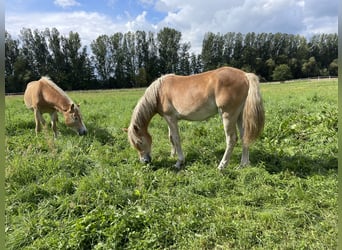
[5,27,337,93]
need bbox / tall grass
[6,80,337,249]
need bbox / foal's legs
[34,108,45,135]
[164,116,184,168]
[237,114,250,167]
[50,111,58,138]
[218,112,238,170]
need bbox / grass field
[5,80,337,249]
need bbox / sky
[5,0,338,53]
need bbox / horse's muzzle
[140,155,151,164]
[78,129,87,136]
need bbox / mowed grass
[5,80,337,249]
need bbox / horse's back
[161,66,249,106]
[24,77,59,111]
[24,80,41,109]
[157,67,249,120]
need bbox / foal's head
[128,124,152,164]
[63,103,87,136]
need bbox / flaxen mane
[128,76,168,143]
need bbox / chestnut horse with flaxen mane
[127,66,264,170]
[24,76,87,137]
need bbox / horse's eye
[73,115,78,121]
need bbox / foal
[24,76,87,137]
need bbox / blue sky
[5,0,338,53]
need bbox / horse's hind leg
[237,114,250,167]
[218,112,238,170]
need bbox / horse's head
[127,124,152,164]
[63,103,87,136]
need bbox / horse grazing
[127,66,264,170]
[24,76,87,137]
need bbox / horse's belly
[176,102,218,121]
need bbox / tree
[122,32,137,87]
[4,28,339,92]
[178,42,191,75]
[329,59,338,76]
[302,57,319,77]
[5,31,20,92]
[201,32,224,71]
[190,53,202,74]
[61,31,93,90]
[272,64,292,81]
[91,35,114,84]
[157,27,181,74]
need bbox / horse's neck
[45,86,72,112]
[55,98,72,112]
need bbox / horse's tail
[242,73,265,146]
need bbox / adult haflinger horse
[24,76,87,137]
[128,66,265,170]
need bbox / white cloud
[5,0,338,54]
[125,11,158,31]
[54,0,80,8]
[151,0,337,52]
[6,11,118,46]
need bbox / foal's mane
[41,76,72,104]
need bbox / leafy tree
[122,32,137,87]
[157,27,181,74]
[91,35,114,84]
[329,59,338,76]
[4,28,339,92]
[190,53,202,74]
[201,32,224,71]
[302,57,319,77]
[61,31,93,90]
[178,42,191,75]
[272,64,293,81]
[5,31,20,91]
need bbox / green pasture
[5,80,337,249]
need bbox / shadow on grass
[14,120,116,145]
[147,158,183,173]
[6,120,36,136]
[249,149,337,177]
[70,122,116,145]
[150,147,337,178]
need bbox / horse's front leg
[50,111,58,138]
[168,126,176,157]
[165,117,184,168]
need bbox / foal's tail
[242,73,265,146]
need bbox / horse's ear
[70,103,75,112]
